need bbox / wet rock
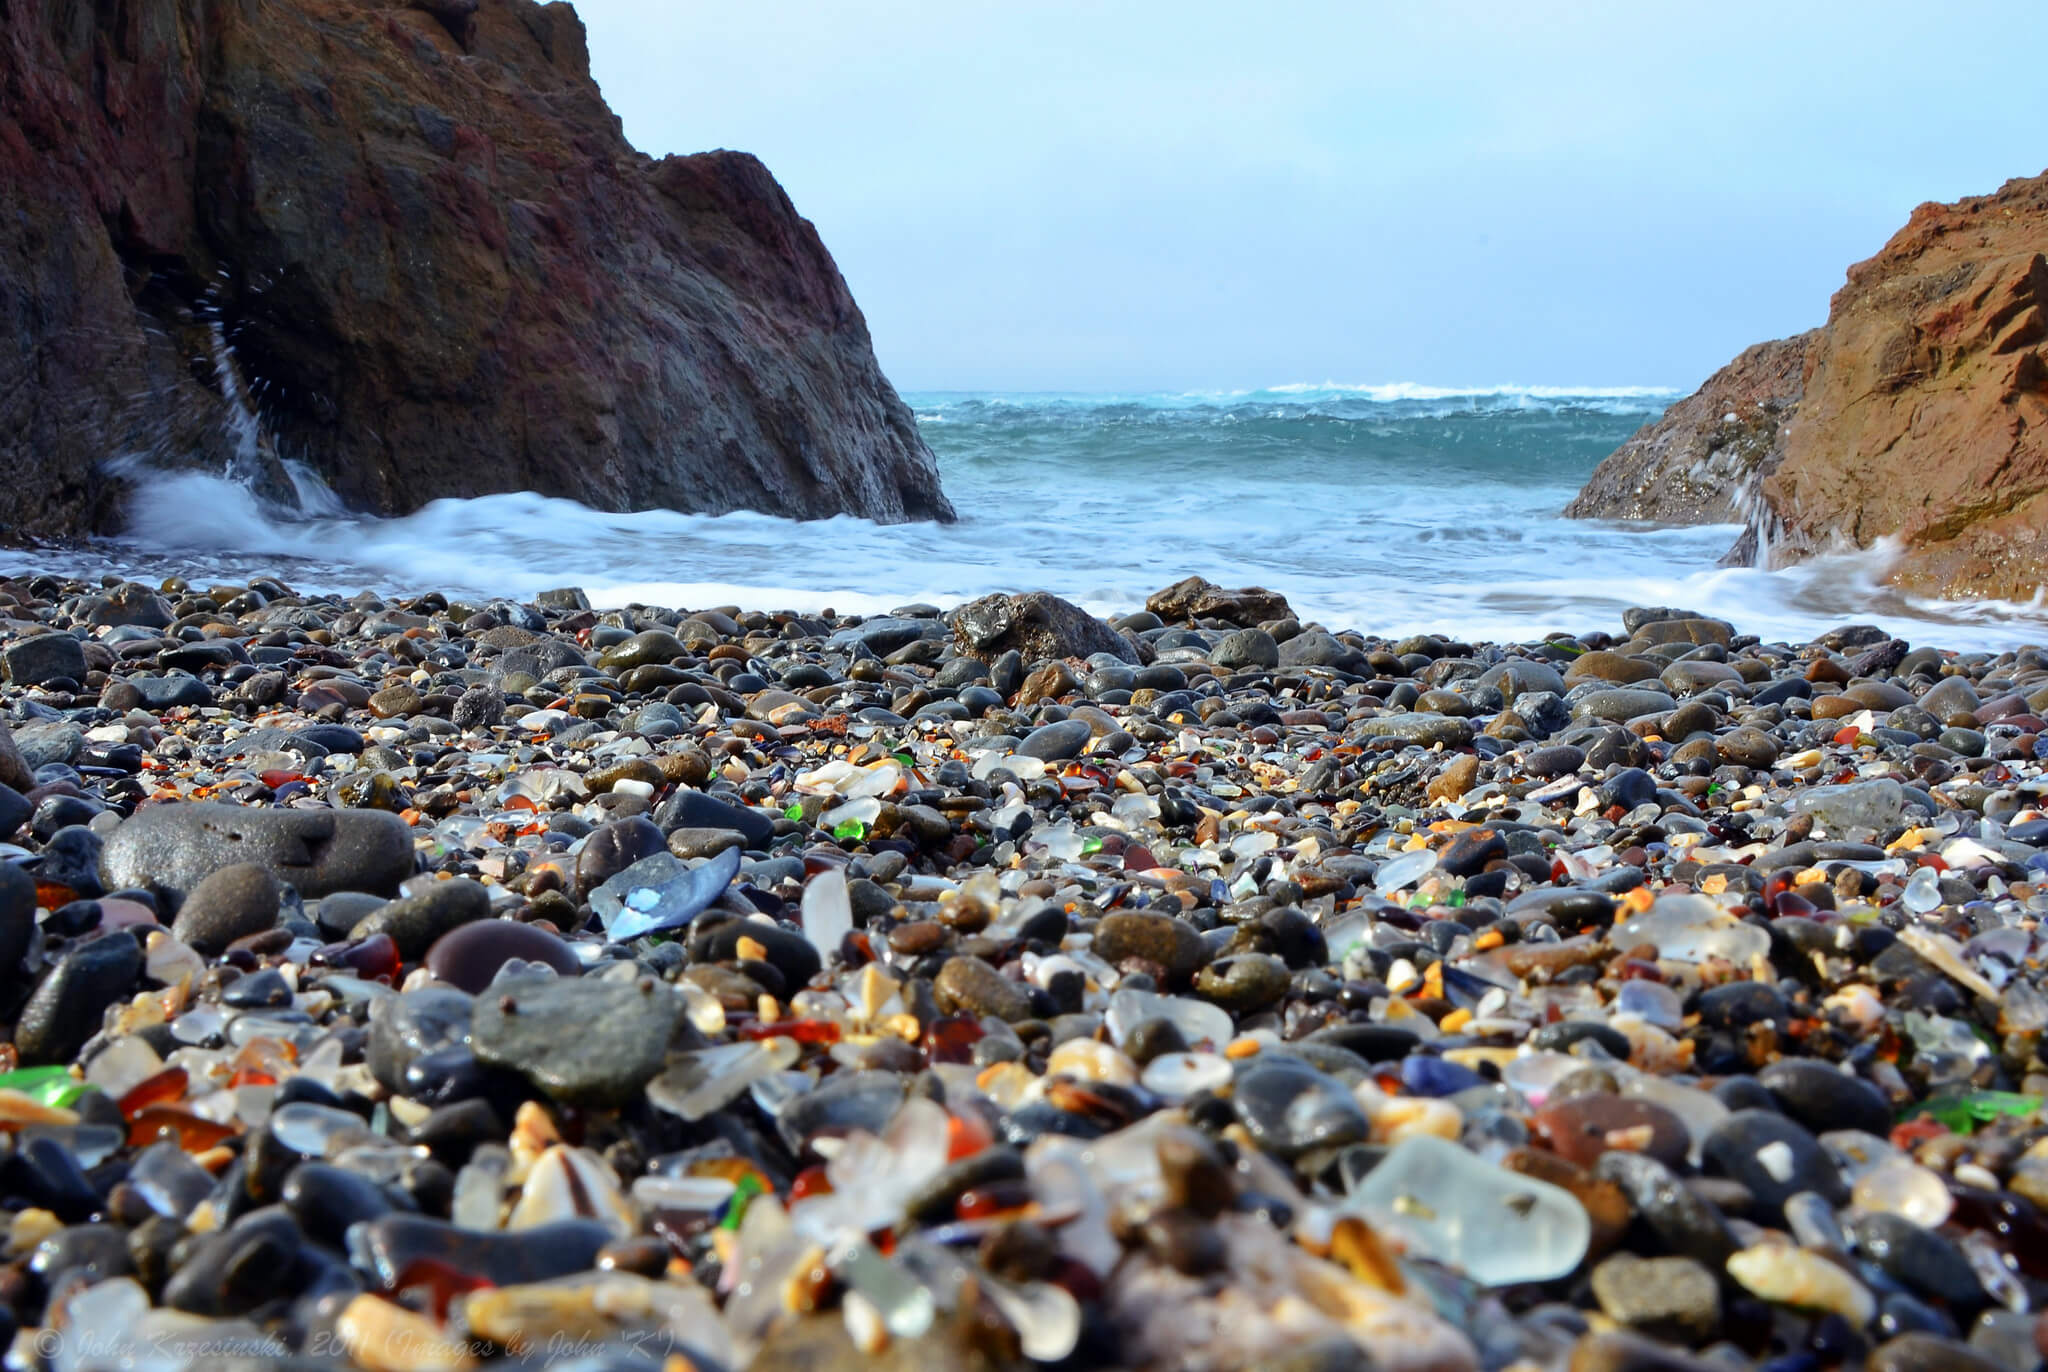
[351,1213,612,1288]
[659,790,775,848]
[1231,1058,1368,1159]
[1596,1152,1738,1269]
[364,983,473,1089]
[1536,1092,1690,1170]
[1355,713,1474,747]
[1867,1334,2009,1372]
[1019,718,1094,761]
[1701,1109,1846,1215]
[1757,1059,1894,1138]
[1147,577,1292,627]
[1851,1211,1986,1306]
[2,633,87,686]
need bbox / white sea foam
[8,388,2045,650]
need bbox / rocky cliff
[1562,333,1811,525]
[1,0,952,541]
[1567,170,2048,600]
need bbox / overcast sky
[580,1,2046,394]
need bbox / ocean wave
[907,383,1679,416]
[8,392,2041,651]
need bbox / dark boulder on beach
[1568,168,2048,601]
[0,0,951,542]
[949,591,1139,665]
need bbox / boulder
[1145,576,1294,627]
[100,802,415,909]
[1,0,950,542]
[949,592,1137,665]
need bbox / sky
[579,1,2048,394]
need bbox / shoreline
[1,568,2045,1369]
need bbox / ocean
[9,386,2046,646]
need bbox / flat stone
[659,790,774,847]
[2,633,86,685]
[949,591,1136,665]
[666,826,747,860]
[1757,1059,1894,1138]
[1213,628,1280,670]
[1232,1057,1369,1159]
[12,721,82,768]
[472,975,688,1107]
[1354,713,1474,747]
[0,861,37,973]
[100,802,415,908]
[352,1213,612,1288]
[1701,1109,1845,1216]
[0,726,31,791]
[1018,718,1093,761]
[1570,688,1677,723]
[367,987,475,1095]
[1536,1091,1690,1170]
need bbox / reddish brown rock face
[1569,168,2048,601]
[1762,176,2048,600]
[1,0,952,541]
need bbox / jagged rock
[1755,174,2048,599]
[1145,576,1294,627]
[1,0,950,541]
[1569,168,2048,600]
[1563,335,1811,525]
[949,592,1137,665]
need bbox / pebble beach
[0,567,2045,1372]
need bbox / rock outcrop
[1,0,952,542]
[1562,334,1812,525]
[1568,171,2048,600]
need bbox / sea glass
[1105,987,1233,1051]
[827,1236,936,1339]
[1792,778,1906,840]
[645,1038,800,1121]
[1901,867,1943,915]
[0,1066,90,1110]
[1346,1133,1590,1285]
[591,846,740,942]
[1374,848,1438,897]
[1614,894,1770,964]
[801,868,854,961]
[127,1139,216,1221]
